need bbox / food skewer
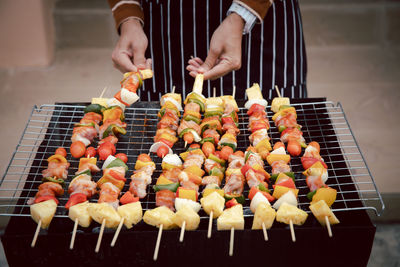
[95,218,106,253]
[153,224,163,261]
[30,149,68,247]
[229,227,234,256]
[70,218,79,249]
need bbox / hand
[186,13,244,80]
[112,19,152,73]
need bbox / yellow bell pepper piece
[202,188,225,198]
[266,154,291,166]
[135,160,156,171]
[255,138,272,153]
[272,185,299,199]
[180,148,205,161]
[272,107,296,122]
[156,175,174,185]
[78,157,97,169]
[184,165,205,177]
[47,155,67,163]
[177,188,197,202]
[311,187,337,207]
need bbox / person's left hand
[186,13,245,80]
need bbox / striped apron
[138,0,307,100]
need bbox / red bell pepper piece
[247,104,265,116]
[273,178,296,189]
[225,198,239,209]
[65,193,87,209]
[109,169,127,182]
[114,91,129,106]
[301,157,328,170]
[248,187,275,202]
[120,191,139,205]
[35,195,59,205]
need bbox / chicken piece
[177,120,201,135]
[200,191,225,218]
[202,176,220,187]
[76,162,100,174]
[271,160,291,174]
[72,126,97,146]
[68,174,97,198]
[203,159,222,174]
[156,190,175,211]
[157,116,179,130]
[117,202,143,229]
[98,135,118,145]
[309,200,340,226]
[184,102,201,113]
[68,201,92,227]
[130,170,152,198]
[252,202,276,230]
[162,167,181,183]
[143,206,177,229]
[246,153,264,168]
[245,169,265,189]
[30,199,57,229]
[217,204,244,230]
[173,205,200,230]
[98,182,120,210]
[276,202,308,226]
[223,173,244,195]
[88,202,121,228]
[180,180,199,192]
[42,161,70,180]
[249,129,269,146]
[228,156,245,169]
[183,154,204,169]
[81,112,102,124]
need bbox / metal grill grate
[0,100,384,221]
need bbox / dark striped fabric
[137,0,307,101]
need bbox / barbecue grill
[0,98,384,267]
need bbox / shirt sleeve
[234,0,273,23]
[108,0,145,32]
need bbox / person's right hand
[111,18,152,73]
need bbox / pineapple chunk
[252,202,276,230]
[91,98,109,107]
[271,97,290,113]
[217,204,244,230]
[139,69,153,79]
[192,74,204,95]
[309,200,340,226]
[276,203,308,226]
[206,97,224,107]
[117,202,143,229]
[246,83,263,100]
[68,201,92,227]
[220,95,239,112]
[87,203,121,229]
[30,199,57,229]
[143,206,177,230]
[200,191,225,218]
[173,205,200,230]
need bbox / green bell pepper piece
[220,142,237,151]
[200,137,215,145]
[188,98,205,113]
[208,154,226,166]
[42,177,65,185]
[270,172,295,183]
[257,183,271,194]
[183,114,201,124]
[106,158,129,172]
[307,190,317,201]
[84,104,105,115]
[73,169,92,179]
[153,182,180,192]
[102,124,127,139]
[224,193,245,204]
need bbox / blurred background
[0,0,399,265]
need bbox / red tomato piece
[55,147,67,157]
[115,153,128,163]
[120,191,139,205]
[65,193,87,209]
[85,147,97,158]
[70,141,86,158]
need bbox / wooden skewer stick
[179,221,186,242]
[232,86,236,98]
[99,86,108,98]
[262,222,269,241]
[275,85,281,98]
[229,227,235,256]
[31,220,42,247]
[184,141,187,148]
[70,218,79,250]
[111,218,125,247]
[207,211,213,239]
[325,216,333,237]
[95,219,106,253]
[153,224,164,261]
[289,220,296,242]
[213,87,216,98]
[172,85,176,94]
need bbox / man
[108,0,307,99]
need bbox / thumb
[132,48,147,70]
[198,48,221,74]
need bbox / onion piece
[270,147,286,155]
[250,192,270,213]
[149,142,173,155]
[162,154,182,167]
[102,155,116,170]
[272,191,298,210]
[121,88,139,105]
[107,98,126,112]
[244,99,269,110]
[160,97,183,111]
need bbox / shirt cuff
[227,2,258,34]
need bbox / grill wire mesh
[0,101,384,221]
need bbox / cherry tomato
[157,146,169,158]
[138,154,151,162]
[70,141,86,158]
[115,153,128,163]
[220,146,234,161]
[55,147,67,157]
[287,140,301,156]
[98,141,116,160]
[189,143,200,149]
[273,142,285,150]
[85,147,97,158]
[183,132,194,144]
[202,142,215,158]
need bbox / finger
[202,60,233,80]
[186,65,199,72]
[189,71,199,78]
[198,48,221,73]
[112,51,137,73]
[145,58,152,70]
[132,49,147,70]
[190,57,204,65]
[188,59,202,68]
